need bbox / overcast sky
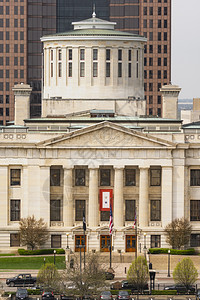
[172,0,200,99]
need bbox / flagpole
[110,235,112,269]
[84,229,86,270]
[83,210,86,269]
[135,208,137,259]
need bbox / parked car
[99,291,113,300]
[42,291,55,300]
[196,288,200,299]
[16,288,29,300]
[105,272,115,280]
[6,273,37,287]
[60,296,75,300]
[116,291,130,300]
[164,284,195,294]
[121,280,149,293]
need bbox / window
[10,169,21,186]
[164,20,168,28]
[51,235,61,248]
[106,49,110,61]
[151,235,161,248]
[20,19,24,27]
[164,58,167,66]
[150,168,161,186]
[190,169,200,186]
[6,57,9,65]
[50,168,61,186]
[143,7,147,15]
[158,45,161,53]
[149,70,153,79]
[93,49,98,61]
[6,19,9,27]
[100,169,111,186]
[6,108,9,116]
[10,233,20,247]
[14,6,18,14]
[125,169,136,186]
[106,63,110,77]
[149,108,153,115]
[149,7,153,15]
[68,62,72,77]
[118,49,122,61]
[14,70,18,78]
[125,200,135,221]
[80,48,85,77]
[93,62,98,77]
[6,31,9,40]
[164,45,167,53]
[6,95,9,103]
[157,95,161,104]
[149,20,153,28]
[6,70,9,78]
[158,32,161,41]
[50,200,61,221]
[14,32,18,40]
[143,20,147,28]
[149,32,153,41]
[157,108,161,117]
[128,63,131,78]
[149,83,153,91]
[20,44,24,53]
[58,62,62,77]
[158,57,161,66]
[14,44,18,53]
[75,169,85,186]
[69,49,72,60]
[20,6,24,14]
[190,200,200,221]
[190,234,200,247]
[158,20,161,28]
[14,19,18,27]
[158,70,161,79]
[20,32,24,40]
[118,63,122,77]
[0,107,3,116]
[144,70,147,79]
[151,200,161,221]
[75,200,85,221]
[0,95,2,103]
[164,70,167,79]
[158,83,161,91]
[149,45,153,53]
[75,235,87,252]
[158,7,161,15]
[164,32,167,41]
[10,200,20,221]
[164,7,168,15]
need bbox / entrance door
[126,235,136,252]
[100,235,111,252]
[75,235,87,252]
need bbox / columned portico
[114,167,124,228]
[88,167,99,227]
[63,167,73,227]
[139,166,149,228]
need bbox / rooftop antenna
[92,3,96,18]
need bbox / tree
[19,215,49,250]
[127,256,149,293]
[37,263,61,292]
[164,217,192,249]
[62,253,107,297]
[173,258,198,291]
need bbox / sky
[172,0,200,99]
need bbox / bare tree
[127,256,149,293]
[173,258,198,291]
[164,217,192,249]
[37,263,61,292]
[19,215,49,250]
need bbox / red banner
[100,189,113,211]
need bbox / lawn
[0,255,66,269]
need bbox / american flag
[83,210,86,231]
[109,205,113,235]
[133,210,137,228]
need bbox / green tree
[173,258,198,291]
[127,256,149,293]
[19,215,49,250]
[37,263,61,292]
[164,217,192,249]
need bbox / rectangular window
[151,235,161,248]
[75,169,85,186]
[10,233,20,247]
[6,19,9,27]
[125,200,135,221]
[0,95,2,103]
[106,49,110,61]
[118,63,122,77]
[149,83,153,91]
[190,169,200,186]
[14,32,18,40]
[164,45,167,53]
[80,49,85,61]
[14,6,18,14]
[118,49,122,61]
[106,62,110,78]
[158,57,161,66]
[68,62,72,77]
[51,235,61,248]
[164,70,167,79]
[158,7,161,15]
[158,45,161,53]
[100,169,111,186]
[69,49,72,60]
[128,50,131,61]
[10,169,21,186]
[50,200,61,221]
[164,58,167,66]
[164,7,168,15]
[190,200,200,221]
[93,49,98,61]
[80,62,85,77]
[6,31,9,40]
[93,62,98,77]
[6,57,9,65]
[6,95,9,103]
[14,19,18,27]
[50,49,53,60]
[50,168,61,186]
[151,200,161,221]
[143,7,147,15]
[58,49,62,61]
[158,70,161,79]
[6,107,9,116]
[149,70,153,79]
[150,168,161,186]
[10,199,20,221]
[158,20,161,28]
[190,234,200,247]
[149,45,153,53]
[51,63,53,77]
[75,200,85,221]
[125,169,136,186]
[149,7,153,15]
[128,63,131,78]
[58,62,62,77]
[164,32,167,41]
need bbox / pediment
[37,121,176,149]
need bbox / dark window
[118,63,122,77]
[144,57,147,66]
[164,58,167,66]
[149,70,153,79]
[149,57,153,66]
[157,95,161,104]
[0,18,3,27]
[6,6,9,14]
[190,234,200,247]
[106,49,110,60]
[149,45,153,53]
[68,62,72,77]
[158,57,161,66]
[75,169,85,186]
[20,70,24,78]
[6,107,9,116]
[93,49,98,61]
[157,108,161,117]
[151,235,161,248]
[20,6,24,14]
[10,200,20,221]
[164,45,167,53]
[151,200,161,221]
[0,107,3,116]
[14,70,18,78]
[100,169,111,186]
[14,44,18,53]
[69,49,72,60]
[6,31,9,40]
[6,82,9,91]
[50,168,61,186]
[20,44,24,53]
[158,20,161,28]
[143,7,147,15]
[50,200,61,221]
[190,200,200,221]
[75,200,85,221]
[150,168,161,186]
[149,19,153,28]
[158,45,161,53]
[20,32,24,40]
[149,7,153,15]
[10,233,20,247]
[158,32,161,41]
[149,83,153,91]
[20,19,24,27]
[14,19,18,27]
[144,70,147,79]
[125,200,135,221]
[6,95,9,103]
[6,19,9,27]
[149,108,153,115]
[80,62,85,77]
[6,57,9,65]
[158,7,161,15]
[164,32,167,41]
[118,49,122,61]
[190,170,200,186]
[10,169,21,186]
[0,6,3,14]
[128,63,131,78]
[158,83,161,91]
[0,95,2,103]
[106,62,110,77]
[164,20,168,28]
[93,62,98,77]
[158,70,161,79]
[14,6,18,14]
[51,235,61,248]
[143,19,147,28]
[149,32,153,41]
[164,70,167,79]
[125,169,136,186]
[164,7,168,15]
[149,95,153,104]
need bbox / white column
[0,166,8,226]
[139,167,149,228]
[63,167,73,227]
[162,166,173,227]
[88,168,99,228]
[114,167,124,228]
[40,166,50,224]
[173,158,185,219]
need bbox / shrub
[149,248,196,255]
[151,290,177,295]
[18,248,65,255]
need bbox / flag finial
[92,4,96,18]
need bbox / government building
[1,15,200,253]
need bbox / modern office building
[0,0,171,125]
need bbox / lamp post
[66,233,69,249]
[44,257,46,265]
[143,232,147,260]
[167,249,171,277]
[54,249,56,265]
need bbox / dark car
[42,291,55,300]
[105,272,115,280]
[60,296,75,300]
[164,284,195,294]
[6,274,37,287]
[99,291,113,300]
[16,288,29,300]
[196,288,200,299]
[116,291,130,300]
[121,280,149,292]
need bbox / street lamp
[167,249,171,277]
[54,249,56,265]
[44,257,46,265]
[143,232,147,260]
[66,233,69,249]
